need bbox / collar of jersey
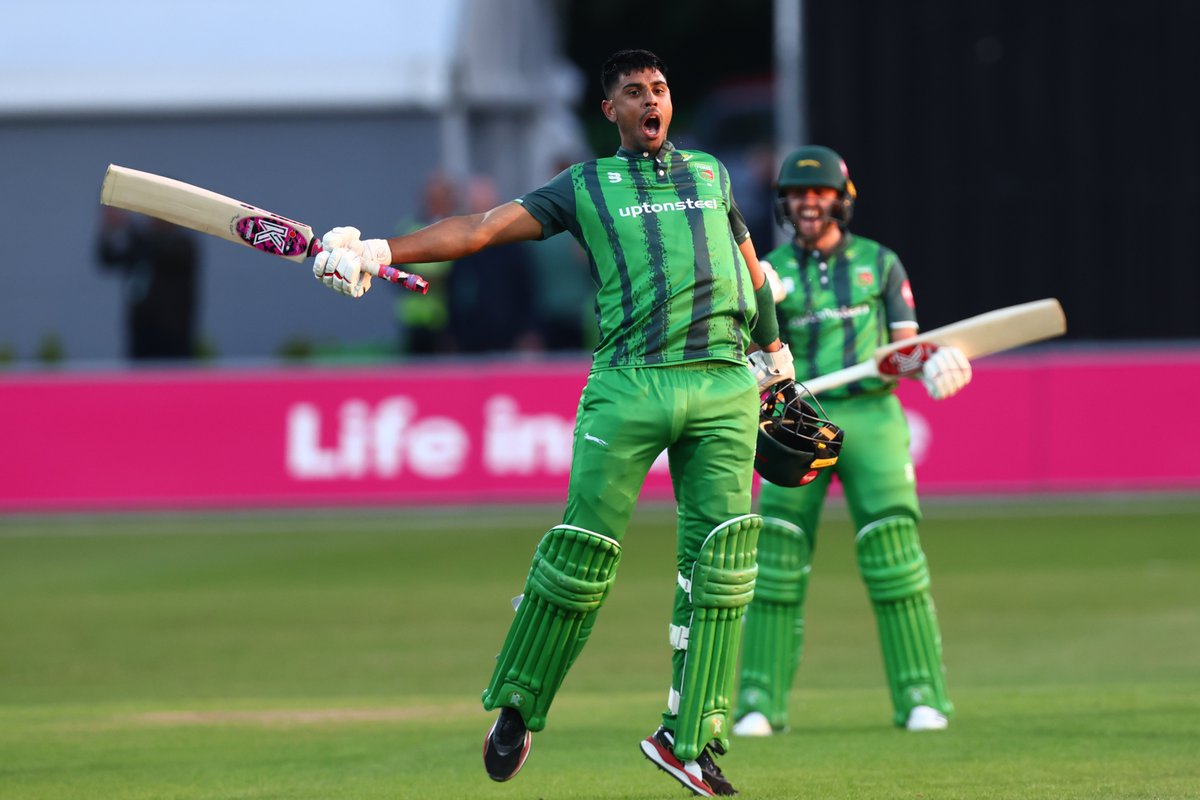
[615,141,676,161]
[794,231,854,261]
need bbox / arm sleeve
[750,280,781,346]
[718,159,751,243]
[883,249,919,330]
[513,168,577,240]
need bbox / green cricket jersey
[763,233,917,398]
[515,142,755,370]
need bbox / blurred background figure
[524,158,596,353]
[445,176,537,355]
[96,207,199,361]
[394,172,459,356]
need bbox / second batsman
[733,146,971,736]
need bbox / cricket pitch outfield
[2,497,1198,799]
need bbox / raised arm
[314,202,544,298]
[386,201,543,264]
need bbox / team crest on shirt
[855,267,875,287]
[697,165,715,182]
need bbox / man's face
[602,68,672,153]
[785,186,840,243]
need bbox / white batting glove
[921,345,972,400]
[312,227,391,298]
[314,248,370,297]
[748,344,795,392]
[320,226,363,253]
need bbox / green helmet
[773,145,856,228]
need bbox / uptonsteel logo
[617,197,719,217]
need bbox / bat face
[99,165,427,293]
[233,212,319,258]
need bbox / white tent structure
[0,0,586,362]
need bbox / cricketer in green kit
[732,146,973,737]
[310,50,827,798]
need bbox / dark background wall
[562,0,1200,339]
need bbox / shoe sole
[640,735,715,797]
[483,719,531,782]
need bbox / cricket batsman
[311,50,840,797]
[732,146,971,736]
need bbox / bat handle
[377,265,430,295]
[306,239,429,294]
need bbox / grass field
[2,496,1199,799]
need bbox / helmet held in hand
[754,380,844,487]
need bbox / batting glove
[921,345,972,400]
[748,344,795,392]
[313,227,391,298]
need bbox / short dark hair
[600,49,668,98]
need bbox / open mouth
[641,113,662,138]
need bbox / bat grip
[306,239,429,294]
[377,265,430,295]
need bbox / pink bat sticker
[234,216,312,257]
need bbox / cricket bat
[99,164,428,293]
[798,298,1067,396]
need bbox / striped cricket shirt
[763,233,918,398]
[515,142,756,370]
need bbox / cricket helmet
[754,380,844,487]
[773,145,857,229]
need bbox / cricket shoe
[640,726,738,796]
[905,705,949,732]
[483,707,531,781]
[731,711,774,737]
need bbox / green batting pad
[856,516,953,725]
[482,525,621,731]
[674,514,761,761]
[736,518,811,730]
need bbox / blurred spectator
[96,207,199,360]
[524,160,596,352]
[740,144,781,247]
[394,172,458,355]
[446,176,537,354]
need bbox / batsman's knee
[855,515,930,601]
[754,517,812,604]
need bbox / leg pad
[673,514,762,760]
[736,517,811,730]
[857,515,952,726]
[482,525,621,731]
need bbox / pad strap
[673,514,762,761]
[482,525,621,731]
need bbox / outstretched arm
[386,201,544,264]
[315,202,544,298]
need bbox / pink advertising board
[2,349,1198,512]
